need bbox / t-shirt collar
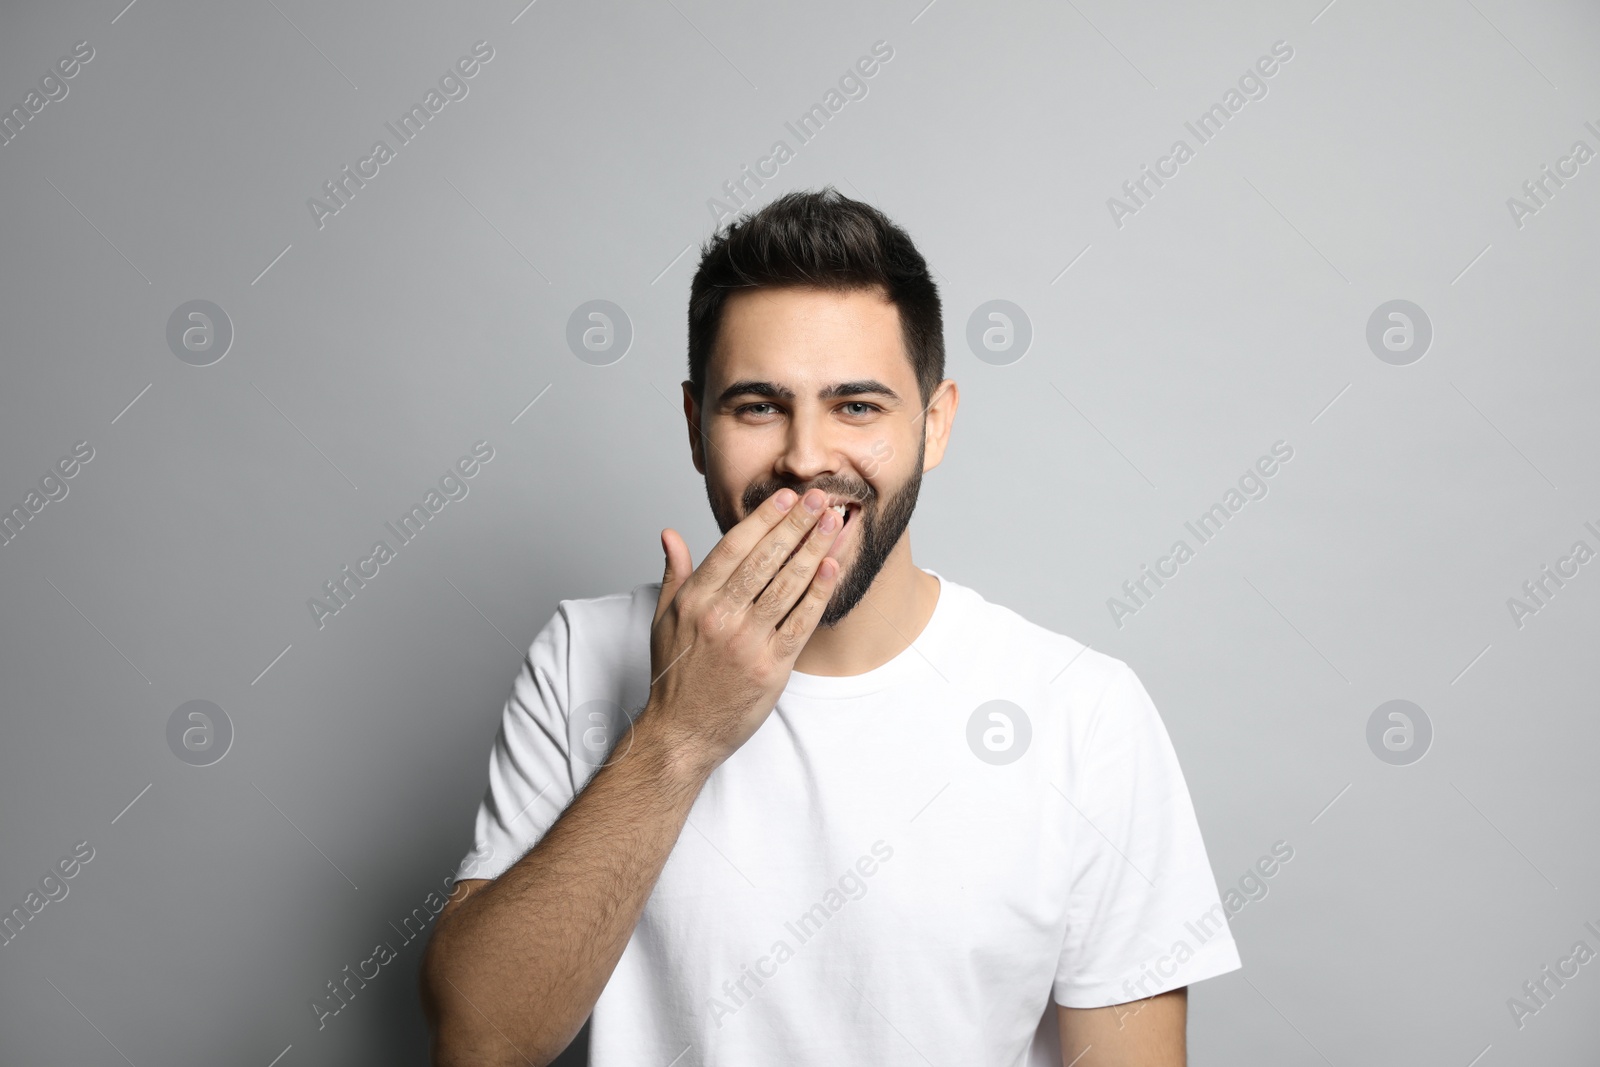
[780,568,955,699]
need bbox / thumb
[654,528,693,624]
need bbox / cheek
[856,429,922,504]
[710,456,761,503]
[857,437,898,480]
[705,460,763,520]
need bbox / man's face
[686,285,947,627]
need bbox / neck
[792,533,940,677]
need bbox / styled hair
[686,186,944,406]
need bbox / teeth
[830,504,848,517]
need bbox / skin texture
[1058,986,1187,1066]
[421,286,1186,1064]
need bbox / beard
[705,434,925,628]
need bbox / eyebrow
[716,379,903,406]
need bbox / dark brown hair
[686,186,944,406]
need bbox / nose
[773,407,839,484]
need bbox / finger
[720,487,831,606]
[653,528,694,628]
[749,503,842,626]
[771,556,840,658]
[692,487,800,592]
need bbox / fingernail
[803,489,824,512]
[774,489,797,511]
[819,509,839,532]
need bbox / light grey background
[2,0,1596,1064]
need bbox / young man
[421,188,1240,1066]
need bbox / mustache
[741,478,876,514]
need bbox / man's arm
[420,487,844,1067]
[1058,987,1186,1067]
[421,711,715,1067]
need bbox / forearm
[423,709,711,1067]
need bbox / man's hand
[639,486,843,774]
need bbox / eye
[840,401,881,417]
[735,402,780,418]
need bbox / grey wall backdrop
[2,0,1597,1063]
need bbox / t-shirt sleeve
[1052,662,1241,1007]
[451,605,577,887]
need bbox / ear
[682,380,706,475]
[918,379,959,473]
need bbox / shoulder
[531,581,659,645]
[503,583,658,726]
[520,583,658,694]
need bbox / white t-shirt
[454,569,1241,1066]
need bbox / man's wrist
[627,702,719,791]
